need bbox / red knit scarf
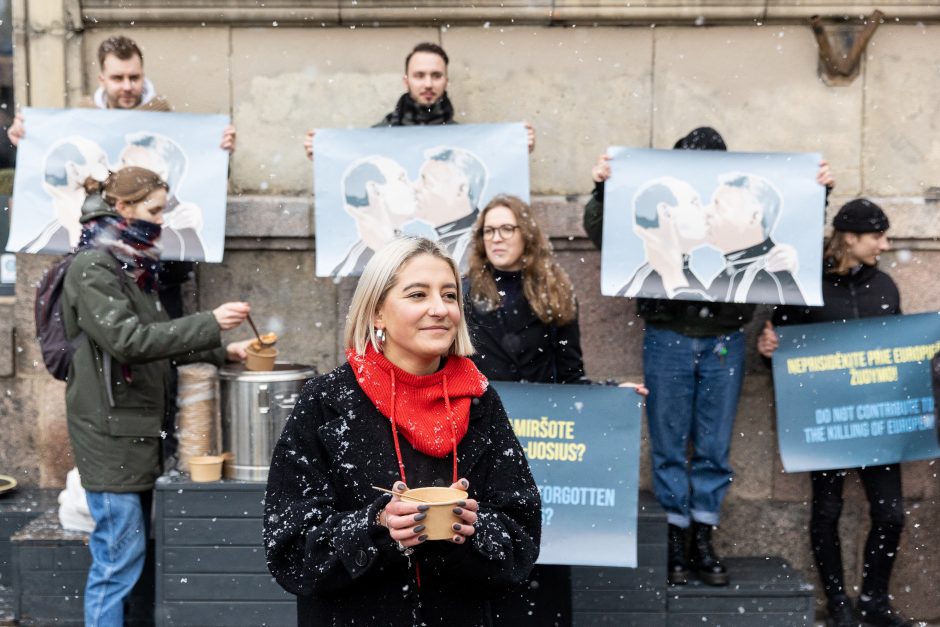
[347,345,488,483]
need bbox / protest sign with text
[492,381,642,567]
[7,108,230,262]
[313,123,529,277]
[773,312,940,472]
[601,148,825,306]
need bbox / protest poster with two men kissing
[601,148,826,306]
[6,108,230,262]
[312,123,529,277]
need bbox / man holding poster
[758,199,917,627]
[7,34,236,315]
[304,42,535,159]
[306,42,535,276]
[583,127,834,589]
[8,35,236,156]
[7,34,237,478]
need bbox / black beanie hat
[832,198,889,233]
[673,127,727,151]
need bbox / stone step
[665,556,814,626]
[572,556,813,626]
[11,512,154,626]
[0,584,14,627]
[6,481,813,627]
[0,489,59,587]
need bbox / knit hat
[673,127,727,151]
[832,198,889,233]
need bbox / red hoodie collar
[347,345,488,483]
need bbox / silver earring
[375,328,386,349]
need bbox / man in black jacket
[304,42,535,157]
[307,42,533,275]
[375,42,457,128]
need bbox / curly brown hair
[467,195,577,325]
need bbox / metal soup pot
[219,363,317,482]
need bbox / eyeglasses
[481,224,519,240]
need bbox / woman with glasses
[464,195,586,384]
[466,195,599,625]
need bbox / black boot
[667,524,689,585]
[689,521,729,586]
[826,594,861,627]
[856,594,915,627]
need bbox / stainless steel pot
[219,363,317,482]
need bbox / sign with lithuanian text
[773,312,940,472]
[491,381,642,567]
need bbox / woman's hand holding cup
[380,482,429,548]
[448,478,478,544]
[379,479,478,547]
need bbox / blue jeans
[84,491,147,627]
[642,325,745,528]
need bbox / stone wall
[2,1,939,619]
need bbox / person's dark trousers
[157,261,194,320]
[490,565,572,626]
[158,260,194,465]
[810,464,905,600]
[642,325,745,528]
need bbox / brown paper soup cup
[401,487,468,541]
[245,345,277,371]
[189,455,223,482]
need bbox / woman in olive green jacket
[61,167,251,627]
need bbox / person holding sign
[8,35,236,310]
[62,167,252,627]
[464,194,583,625]
[10,35,240,465]
[304,42,536,160]
[584,127,835,588]
[464,194,647,624]
[758,200,913,627]
[264,237,541,626]
[584,128,747,587]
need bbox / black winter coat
[772,261,900,326]
[263,363,541,627]
[464,274,586,384]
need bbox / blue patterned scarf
[79,215,162,292]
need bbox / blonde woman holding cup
[264,237,540,627]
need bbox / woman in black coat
[264,237,541,626]
[759,199,913,627]
[464,195,586,384]
[464,196,646,625]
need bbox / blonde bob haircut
[344,236,475,357]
